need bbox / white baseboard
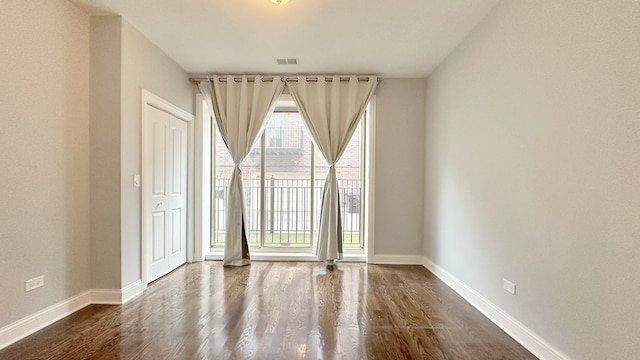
[0,290,92,350]
[370,254,425,265]
[0,281,145,351]
[92,281,143,305]
[120,281,143,304]
[421,256,570,360]
[2,258,569,359]
[90,289,122,305]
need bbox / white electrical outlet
[503,279,516,295]
[25,276,44,292]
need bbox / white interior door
[144,105,188,283]
[168,116,187,271]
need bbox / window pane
[313,121,363,250]
[212,124,233,248]
[212,125,262,248]
[210,99,366,253]
[242,139,262,247]
[264,112,313,247]
[313,143,329,237]
[336,121,362,248]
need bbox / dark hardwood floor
[0,262,536,359]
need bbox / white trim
[120,281,144,303]
[342,253,366,262]
[370,254,425,265]
[0,281,145,350]
[205,252,365,262]
[248,253,318,262]
[89,281,143,305]
[206,252,316,262]
[0,291,91,350]
[422,256,570,360]
[187,98,196,265]
[192,94,205,263]
[92,282,144,305]
[205,253,223,261]
[90,289,122,305]
[364,96,376,263]
[204,252,224,261]
[141,89,195,287]
[142,89,193,122]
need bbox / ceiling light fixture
[272,0,290,5]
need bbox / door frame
[203,97,376,262]
[141,89,194,288]
[193,94,210,263]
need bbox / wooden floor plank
[0,262,537,359]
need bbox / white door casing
[142,90,193,284]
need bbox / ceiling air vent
[276,58,299,65]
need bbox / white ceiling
[71,0,499,77]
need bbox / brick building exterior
[214,112,362,181]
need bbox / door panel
[168,116,187,270]
[152,212,166,263]
[153,122,167,196]
[144,106,188,283]
[171,128,182,195]
[145,106,170,281]
[171,208,182,254]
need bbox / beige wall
[424,1,640,359]
[0,6,193,331]
[0,0,91,327]
[0,0,423,336]
[90,17,122,289]
[120,19,194,287]
[375,79,426,256]
[89,17,194,289]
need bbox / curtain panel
[198,75,285,266]
[285,75,377,262]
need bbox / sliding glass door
[211,97,366,254]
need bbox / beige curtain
[198,75,284,266]
[286,75,377,262]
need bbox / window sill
[204,252,365,262]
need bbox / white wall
[0,0,91,327]
[374,79,426,257]
[424,1,640,359]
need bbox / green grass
[342,233,361,246]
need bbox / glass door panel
[264,112,313,248]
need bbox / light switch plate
[503,279,516,295]
[25,276,44,292]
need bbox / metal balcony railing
[212,177,362,249]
